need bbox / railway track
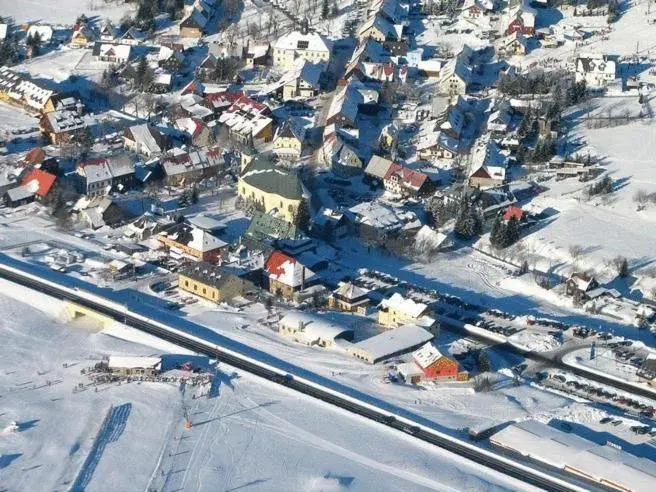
[0,259,585,492]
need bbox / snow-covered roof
[348,201,421,231]
[187,214,225,232]
[44,109,86,134]
[490,420,656,491]
[332,281,369,301]
[380,292,427,319]
[0,24,7,41]
[187,228,227,252]
[278,312,354,342]
[273,30,331,53]
[161,146,224,177]
[108,356,161,369]
[414,225,448,251]
[352,324,434,361]
[265,250,316,288]
[124,124,166,155]
[412,342,443,369]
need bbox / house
[310,207,350,241]
[502,205,526,222]
[70,23,96,47]
[39,109,86,145]
[346,324,434,364]
[357,14,402,44]
[238,157,304,223]
[0,24,8,41]
[180,9,208,38]
[326,81,379,128]
[160,146,225,186]
[272,29,331,70]
[348,201,422,239]
[575,55,616,88]
[4,182,38,207]
[322,133,363,177]
[468,165,506,189]
[20,169,56,201]
[242,211,303,251]
[498,32,528,56]
[344,38,393,83]
[565,272,599,301]
[27,25,54,44]
[274,59,324,101]
[92,42,132,63]
[175,117,213,147]
[264,250,317,300]
[22,147,46,167]
[378,292,436,329]
[119,27,146,45]
[107,356,161,376]
[273,120,306,160]
[328,281,370,315]
[99,22,117,42]
[124,213,175,240]
[217,95,273,144]
[364,154,394,183]
[438,58,471,95]
[74,196,125,229]
[461,0,485,19]
[506,3,536,36]
[158,223,228,263]
[277,312,354,347]
[123,124,171,157]
[179,262,255,302]
[397,342,467,383]
[77,155,135,197]
[0,66,56,113]
[383,163,433,197]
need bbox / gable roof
[264,250,316,288]
[384,163,429,190]
[21,169,56,197]
[273,30,331,53]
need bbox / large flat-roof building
[490,420,656,492]
[346,324,434,364]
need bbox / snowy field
[0,0,136,24]
[0,281,531,492]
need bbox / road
[437,315,656,402]
[0,256,584,492]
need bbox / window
[203,288,206,294]
[193,284,197,291]
[184,280,189,287]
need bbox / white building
[491,420,656,492]
[272,30,332,70]
[346,324,434,364]
[277,312,354,348]
[575,55,616,88]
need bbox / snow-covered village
[1,0,656,490]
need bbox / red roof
[503,206,524,221]
[384,163,428,190]
[205,90,245,106]
[23,147,46,165]
[21,169,56,197]
[264,250,296,276]
[470,166,491,179]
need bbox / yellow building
[378,292,435,329]
[71,25,96,47]
[273,121,305,160]
[178,262,254,303]
[238,157,304,223]
[272,30,331,70]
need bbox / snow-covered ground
[0,0,136,24]
[0,280,533,491]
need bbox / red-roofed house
[264,250,318,300]
[503,206,525,222]
[21,169,56,200]
[383,163,433,197]
[398,342,467,384]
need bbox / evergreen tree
[505,216,521,246]
[191,186,199,204]
[490,216,504,248]
[26,31,42,57]
[321,0,329,19]
[618,257,629,278]
[294,198,310,230]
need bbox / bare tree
[569,244,583,264]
